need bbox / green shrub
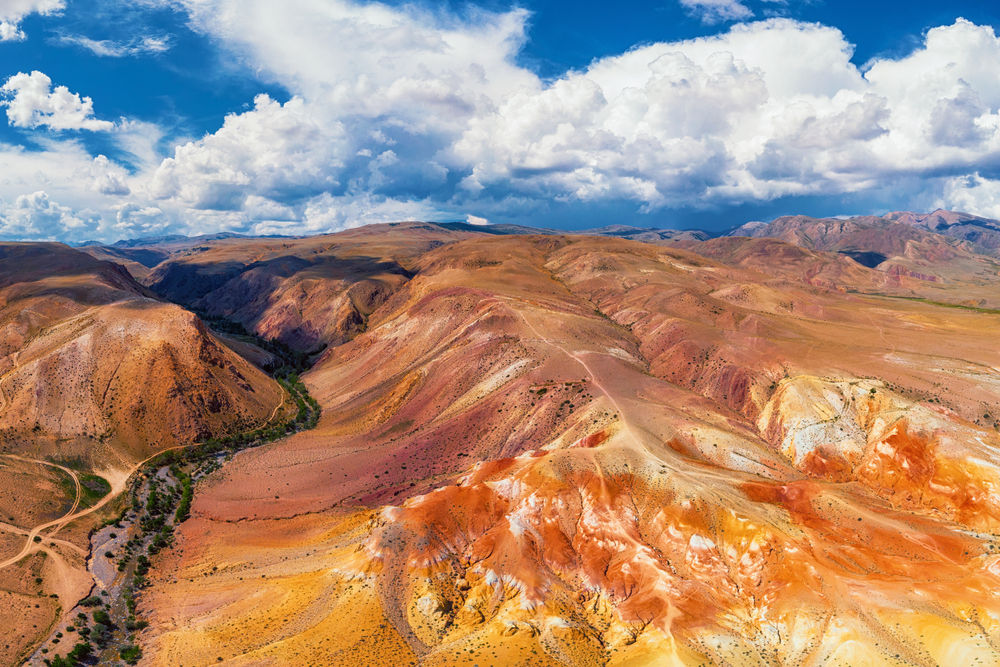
[120,644,143,664]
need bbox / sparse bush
[65,640,92,664]
[120,644,143,664]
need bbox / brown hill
[0,242,290,664]
[0,242,284,465]
[727,213,1000,308]
[884,209,1000,256]
[145,223,478,353]
[136,230,1000,666]
[730,214,970,263]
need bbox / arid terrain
[9,0,1000,662]
[727,212,1000,308]
[0,243,288,665]
[4,214,1000,666]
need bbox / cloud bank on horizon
[1,0,1000,242]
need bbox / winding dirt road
[0,450,178,572]
[0,521,87,556]
[0,455,83,569]
[0,375,292,573]
[510,299,637,442]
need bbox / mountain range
[2,211,1000,666]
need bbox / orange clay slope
[0,242,283,466]
[139,229,1000,666]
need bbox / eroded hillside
[0,243,283,464]
[0,242,288,665]
[145,223,478,353]
[726,214,1000,308]
[132,228,1000,666]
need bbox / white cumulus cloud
[121,6,1000,233]
[5,3,1000,241]
[0,0,63,41]
[150,94,347,210]
[0,190,96,240]
[938,174,1000,219]
[1,71,114,131]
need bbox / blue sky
[513,0,1000,79]
[1,0,1000,241]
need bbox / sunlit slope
[0,242,283,465]
[140,232,1000,666]
[724,214,1000,308]
[0,242,291,665]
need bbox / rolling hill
[117,227,1000,666]
[0,243,284,465]
[0,242,287,665]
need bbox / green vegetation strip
[42,337,320,666]
[858,292,1000,315]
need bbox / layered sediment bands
[139,231,1000,665]
[885,209,1000,257]
[724,214,1000,308]
[761,376,1000,530]
[672,236,891,291]
[0,243,282,464]
[545,236,1000,425]
[729,214,976,266]
[357,443,1000,666]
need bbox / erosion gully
[30,324,320,667]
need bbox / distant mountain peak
[730,210,1000,259]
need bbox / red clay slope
[137,230,1000,665]
[725,213,1000,307]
